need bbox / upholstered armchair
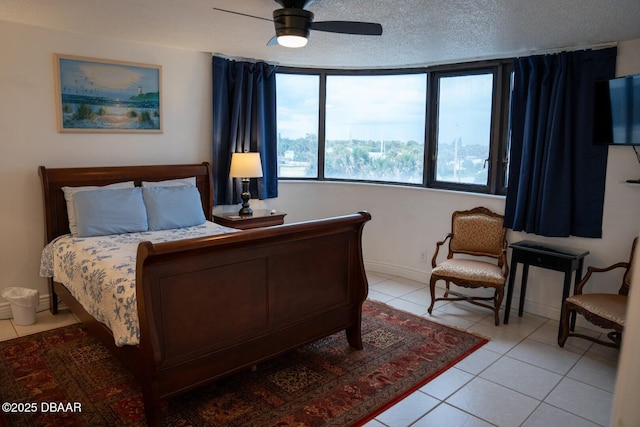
[428,207,509,326]
[558,237,637,349]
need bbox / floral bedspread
[40,221,239,346]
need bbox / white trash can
[2,287,39,325]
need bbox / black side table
[504,240,589,339]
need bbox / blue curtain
[212,56,278,206]
[504,47,617,238]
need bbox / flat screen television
[594,73,640,146]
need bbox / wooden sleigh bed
[39,162,371,425]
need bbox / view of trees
[277,134,489,185]
[323,138,423,183]
[434,138,489,184]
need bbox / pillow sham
[142,185,206,231]
[141,177,196,187]
[73,187,148,237]
[62,181,134,236]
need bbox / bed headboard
[39,163,214,244]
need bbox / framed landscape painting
[54,54,162,133]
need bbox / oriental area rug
[0,300,487,427]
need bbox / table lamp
[229,152,263,216]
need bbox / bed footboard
[135,211,371,424]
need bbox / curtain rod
[513,41,618,59]
[212,41,619,69]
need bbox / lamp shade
[229,152,263,178]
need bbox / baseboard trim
[364,260,430,283]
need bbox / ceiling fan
[212,0,383,48]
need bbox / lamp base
[238,205,253,216]
[239,179,253,216]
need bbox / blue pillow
[62,181,135,236]
[73,188,148,237]
[142,185,206,231]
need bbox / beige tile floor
[0,272,618,427]
[364,272,618,427]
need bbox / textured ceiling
[1,0,640,68]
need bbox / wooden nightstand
[213,209,287,230]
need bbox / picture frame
[54,54,162,133]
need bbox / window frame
[277,59,513,195]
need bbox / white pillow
[141,177,196,187]
[62,181,134,236]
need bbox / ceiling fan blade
[212,7,272,23]
[311,21,383,36]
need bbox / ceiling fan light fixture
[277,34,308,48]
[273,8,313,48]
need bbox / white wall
[0,20,213,316]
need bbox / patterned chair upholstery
[558,237,637,348]
[428,207,509,326]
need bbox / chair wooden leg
[428,276,437,315]
[444,280,450,298]
[607,332,623,347]
[558,303,571,347]
[493,287,504,326]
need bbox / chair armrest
[574,261,630,294]
[431,234,452,268]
